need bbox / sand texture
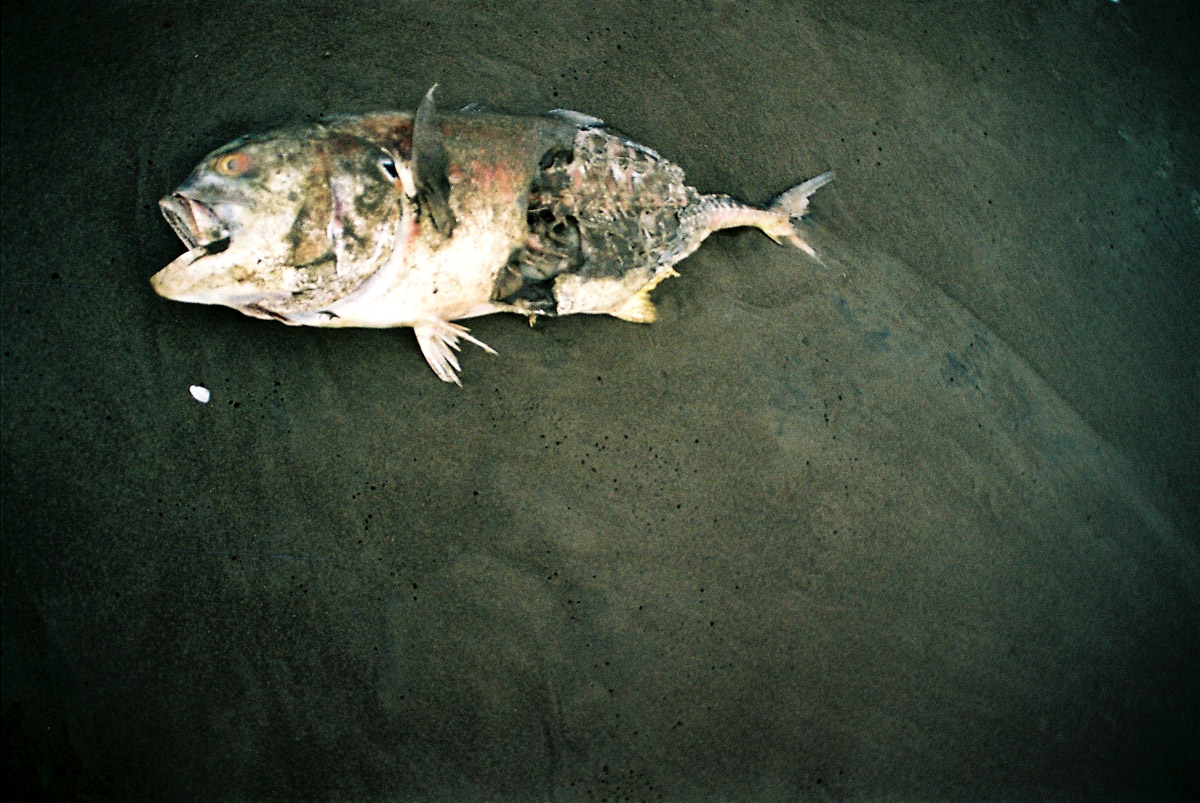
[3,1,1197,799]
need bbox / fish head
[152,126,405,321]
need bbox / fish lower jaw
[174,289,289,309]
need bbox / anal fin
[412,319,497,385]
[611,286,659,324]
[610,267,679,324]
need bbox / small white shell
[189,384,211,403]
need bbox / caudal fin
[761,171,834,257]
[770,171,835,220]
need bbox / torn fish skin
[151,87,832,384]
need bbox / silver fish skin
[152,87,832,384]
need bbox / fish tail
[770,171,835,219]
[761,170,834,257]
[658,170,834,266]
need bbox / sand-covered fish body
[152,88,832,384]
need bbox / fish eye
[379,155,399,180]
[214,152,253,177]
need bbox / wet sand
[2,1,1197,799]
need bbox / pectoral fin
[413,318,497,385]
[413,85,456,236]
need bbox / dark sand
[3,1,1197,799]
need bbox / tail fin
[764,171,834,257]
[770,171,835,220]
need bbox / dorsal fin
[413,85,456,236]
[547,108,604,129]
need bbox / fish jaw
[149,241,299,311]
[153,190,272,308]
[159,193,227,251]
[151,195,305,312]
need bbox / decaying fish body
[152,87,832,384]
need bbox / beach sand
[2,1,1197,798]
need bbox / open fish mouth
[159,193,229,254]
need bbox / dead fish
[152,86,832,384]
